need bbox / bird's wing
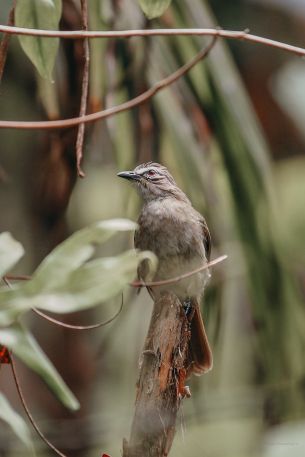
[200,216,211,261]
[134,227,155,297]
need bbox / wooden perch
[123,292,192,457]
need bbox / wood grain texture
[123,292,191,457]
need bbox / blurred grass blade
[15,0,62,80]
[0,324,79,411]
[0,232,24,277]
[88,0,108,111]
[0,393,35,453]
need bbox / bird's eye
[146,170,156,177]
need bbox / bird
[117,162,213,375]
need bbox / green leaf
[29,219,137,291]
[0,232,24,277]
[0,393,34,453]
[138,0,172,19]
[0,249,155,322]
[0,220,154,411]
[0,219,142,324]
[31,249,156,314]
[15,0,62,80]
[0,324,79,411]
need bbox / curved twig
[3,276,124,330]
[0,37,217,130]
[32,295,124,330]
[131,254,227,288]
[3,253,227,291]
[10,354,68,457]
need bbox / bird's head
[117,162,188,202]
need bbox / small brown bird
[118,162,213,375]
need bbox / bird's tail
[187,298,213,376]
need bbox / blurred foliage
[0,392,34,453]
[0,0,305,456]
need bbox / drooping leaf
[27,249,156,314]
[138,0,172,19]
[37,75,60,119]
[0,393,34,452]
[0,324,79,411]
[15,0,62,80]
[0,219,149,325]
[0,220,152,411]
[29,219,137,291]
[0,232,24,277]
[0,249,155,322]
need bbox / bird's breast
[136,199,204,259]
[135,199,209,298]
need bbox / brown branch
[76,0,90,177]
[131,254,227,288]
[3,274,31,281]
[0,25,304,58]
[0,1,16,82]
[32,295,123,330]
[3,254,227,291]
[122,292,191,457]
[3,276,124,330]
[10,354,68,457]
[0,37,217,130]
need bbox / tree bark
[123,292,191,457]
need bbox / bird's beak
[117,171,141,181]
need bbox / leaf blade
[138,0,172,19]
[15,0,62,80]
[30,219,137,291]
[0,232,24,277]
[0,393,34,452]
[0,324,79,411]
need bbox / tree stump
[123,292,191,457]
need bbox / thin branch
[3,254,227,290]
[0,25,304,58]
[0,37,217,130]
[2,276,12,287]
[32,295,124,330]
[3,274,31,281]
[3,277,124,330]
[131,254,227,288]
[0,1,16,82]
[76,0,90,178]
[10,354,68,457]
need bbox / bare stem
[32,295,123,330]
[10,354,68,457]
[76,0,90,177]
[3,276,123,331]
[3,254,227,290]
[0,25,304,58]
[0,1,16,82]
[131,254,227,288]
[0,37,217,130]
